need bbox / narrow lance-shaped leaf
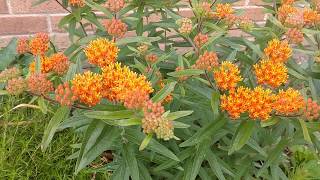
[123,143,140,180]
[151,81,177,103]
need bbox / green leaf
[229,120,256,155]
[166,111,193,121]
[37,97,48,114]
[151,81,177,103]
[261,117,279,127]
[123,143,140,180]
[173,121,191,128]
[243,39,264,58]
[139,133,153,151]
[211,92,220,117]
[41,106,70,151]
[84,0,113,18]
[84,110,134,120]
[0,90,8,96]
[105,118,141,127]
[35,56,41,73]
[206,150,226,180]
[180,115,227,147]
[116,37,161,46]
[0,39,17,70]
[75,120,120,174]
[299,119,312,144]
[167,69,205,77]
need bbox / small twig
[210,0,218,8]
[54,0,88,36]
[188,0,193,8]
[204,70,215,89]
[185,36,199,56]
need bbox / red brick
[0,0,8,14]
[242,8,265,21]
[50,15,96,33]
[10,0,66,14]
[249,0,271,6]
[0,16,48,35]
[50,33,70,49]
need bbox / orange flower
[50,53,70,75]
[84,38,119,68]
[196,2,214,18]
[281,0,295,5]
[145,53,158,63]
[247,86,275,121]
[176,18,193,34]
[303,9,320,26]
[104,18,128,38]
[55,82,77,107]
[17,38,29,54]
[303,98,320,120]
[193,51,219,71]
[71,71,103,107]
[264,39,292,63]
[27,73,54,95]
[254,60,288,88]
[286,28,304,44]
[284,12,304,28]
[224,14,237,27]
[220,86,251,119]
[123,88,150,110]
[101,62,153,102]
[159,80,173,104]
[29,56,53,74]
[213,61,242,91]
[273,88,305,115]
[105,0,125,13]
[29,33,49,56]
[194,33,209,48]
[277,5,297,23]
[214,3,234,19]
[6,77,27,95]
[0,67,20,82]
[69,0,85,7]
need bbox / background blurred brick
[0,0,8,14]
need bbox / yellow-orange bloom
[264,39,292,63]
[69,0,85,7]
[303,9,320,26]
[273,88,305,115]
[277,5,297,23]
[29,33,49,56]
[29,56,53,73]
[213,61,242,91]
[50,53,70,75]
[254,60,288,88]
[214,3,234,19]
[247,86,275,121]
[84,38,119,68]
[71,71,103,107]
[101,62,153,102]
[104,18,128,38]
[17,38,29,54]
[220,86,251,119]
[281,0,295,5]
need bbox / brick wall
[0,0,268,48]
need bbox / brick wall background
[0,0,268,48]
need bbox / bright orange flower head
[71,71,103,107]
[254,60,288,88]
[29,33,49,56]
[101,62,153,102]
[50,53,70,75]
[277,5,297,23]
[104,18,128,38]
[214,61,242,91]
[214,3,234,19]
[273,88,305,115]
[17,38,29,54]
[303,9,320,26]
[281,0,295,5]
[247,86,275,121]
[264,39,292,63]
[69,0,85,7]
[84,38,119,68]
[193,51,219,71]
[220,86,251,119]
[29,56,53,74]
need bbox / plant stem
[204,70,215,89]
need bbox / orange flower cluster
[286,28,304,44]
[213,61,242,91]
[55,82,77,107]
[282,0,295,5]
[303,98,320,120]
[50,53,70,75]
[285,12,304,28]
[145,53,158,63]
[303,9,320,26]
[29,56,52,74]
[273,88,305,115]
[6,77,27,96]
[220,86,251,119]
[101,62,153,102]
[264,39,292,63]
[123,89,150,110]
[278,5,297,23]
[247,87,275,120]
[254,60,288,88]
[214,3,234,19]
[27,73,54,95]
[193,51,219,71]
[0,67,20,82]
[84,38,119,67]
[237,16,254,31]
[194,33,209,48]
[104,18,127,38]
[176,18,193,34]
[71,71,103,107]
[105,0,125,13]
[17,38,29,54]
[29,33,49,56]
[224,14,237,27]
[69,0,85,7]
